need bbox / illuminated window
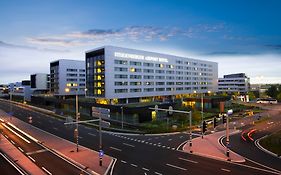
[160,64,164,68]
[130,68,135,72]
[97,75,102,80]
[97,61,102,66]
[97,82,101,87]
[97,89,102,94]
[97,68,101,73]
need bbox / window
[143,62,154,67]
[144,88,154,92]
[114,67,128,72]
[79,74,85,77]
[130,82,142,86]
[144,75,154,79]
[155,70,165,74]
[166,65,174,69]
[130,75,142,79]
[115,82,128,86]
[176,87,184,91]
[156,82,165,85]
[166,70,174,74]
[66,73,77,77]
[143,69,154,73]
[176,60,183,64]
[166,82,175,85]
[130,61,142,66]
[176,82,183,85]
[144,82,154,86]
[166,76,174,80]
[130,88,142,93]
[79,69,85,72]
[156,88,165,91]
[155,64,164,68]
[79,79,85,81]
[155,76,165,79]
[114,74,128,79]
[66,78,77,81]
[66,69,77,72]
[114,60,128,65]
[115,89,128,93]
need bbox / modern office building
[9,80,32,101]
[86,46,218,104]
[218,73,250,94]
[50,59,86,96]
[30,73,50,94]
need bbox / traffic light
[203,121,207,133]
[222,114,226,124]
[213,117,217,128]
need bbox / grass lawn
[259,130,281,156]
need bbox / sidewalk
[183,130,245,162]
[0,110,113,175]
[0,132,46,175]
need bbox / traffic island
[183,130,245,163]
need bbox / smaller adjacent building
[218,73,250,94]
[9,80,32,101]
[50,59,86,97]
[31,73,50,95]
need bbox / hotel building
[50,59,86,96]
[86,46,218,104]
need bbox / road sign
[92,112,110,118]
[227,109,233,115]
[99,150,104,158]
[154,105,158,113]
[92,107,110,115]
[168,106,173,115]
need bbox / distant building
[86,45,218,104]
[218,73,250,94]
[9,80,32,101]
[30,73,50,95]
[50,59,86,96]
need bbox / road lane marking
[178,157,198,164]
[28,156,36,162]
[53,127,58,130]
[18,147,24,152]
[2,123,31,143]
[26,149,48,155]
[110,146,122,152]
[162,146,166,148]
[4,134,8,138]
[221,168,231,172]
[130,163,138,167]
[123,143,135,148]
[171,147,175,150]
[168,139,172,141]
[11,140,15,144]
[121,160,127,164]
[179,136,183,139]
[154,172,163,175]
[42,167,52,175]
[88,133,96,137]
[142,167,149,171]
[166,163,187,171]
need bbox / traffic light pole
[189,111,193,153]
[226,113,230,160]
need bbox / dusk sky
[0,0,281,84]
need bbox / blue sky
[0,0,281,84]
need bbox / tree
[247,91,256,101]
[266,84,281,99]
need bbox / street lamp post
[189,111,193,153]
[121,106,124,129]
[201,93,204,139]
[226,109,233,160]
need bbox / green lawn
[260,130,281,156]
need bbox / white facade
[50,59,86,96]
[86,46,218,102]
[9,81,32,101]
[218,73,250,94]
[31,73,49,90]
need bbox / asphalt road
[0,118,87,175]
[0,100,280,175]
[0,152,23,175]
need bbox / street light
[121,106,124,129]
[84,88,88,98]
[65,84,79,152]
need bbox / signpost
[226,109,233,160]
[92,106,110,166]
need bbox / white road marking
[179,136,183,139]
[53,127,58,130]
[131,163,138,167]
[172,147,175,150]
[154,172,163,175]
[26,149,48,155]
[18,147,24,152]
[11,140,15,144]
[28,156,36,162]
[162,145,166,148]
[110,146,122,152]
[42,167,52,175]
[123,143,135,148]
[166,163,187,171]
[178,157,198,164]
[121,160,127,164]
[2,123,30,143]
[88,133,96,137]
[142,167,149,171]
[168,139,172,141]
[167,147,170,149]
[221,168,231,172]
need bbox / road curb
[255,135,281,159]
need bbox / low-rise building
[218,73,250,94]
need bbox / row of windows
[66,69,85,72]
[66,78,86,82]
[114,81,212,86]
[114,74,213,80]
[114,60,213,69]
[66,73,85,77]
[114,87,208,93]
[114,67,213,74]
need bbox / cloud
[204,51,253,55]
[0,40,69,53]
[26,24,227,46]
